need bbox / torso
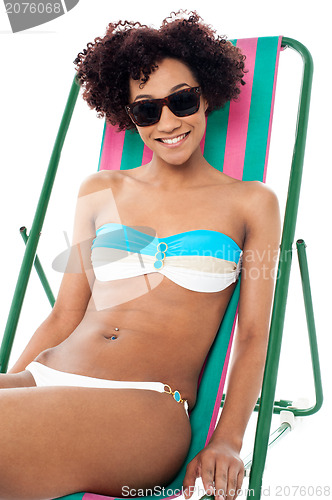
[36,165,249,409]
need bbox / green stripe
[56,493,84,499]
[242,37,280,181]
[120,129,144,170]
[203,39,236,172]
[97,121,107,171]
[203,102,230,172]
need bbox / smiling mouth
[157,132,190,145]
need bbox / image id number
[275,485,331,496]
[5,3,62,14]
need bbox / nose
[156,104,182,133]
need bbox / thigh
[0,386,191,500]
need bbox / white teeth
[160,133,187,144]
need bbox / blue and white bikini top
[91,223,242,293]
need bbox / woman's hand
[183,439,244,500]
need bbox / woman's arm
[183,182,281,500]
[9,174,101,373]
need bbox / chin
[161,153,192,166]
[157,144,198,166]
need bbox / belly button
[104,327,120,341]
[104,334,118,340]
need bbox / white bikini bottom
[25,361,189,416]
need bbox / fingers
[234,468,245,500]
[183,455,216,498]
[201,456,216,496]
[183,459,200,499]
[215,459,244,500]
[183,449,245,500]
[214,462,227,500]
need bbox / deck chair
[0,37,322,500]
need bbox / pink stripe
[205,311,238,445]
[223,38,258,180]
[99,124,125,171]
[142,145,153,165]
[262,36,282,183]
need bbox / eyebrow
[133,83,191,101]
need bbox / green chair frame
[0,37,323,500]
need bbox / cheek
[136,126,150,144]
[189,110,207,135]
[136,125,160,152]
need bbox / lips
[156,132,190,145]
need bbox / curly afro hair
[74,11,246,131]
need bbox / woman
[0,11,280,500]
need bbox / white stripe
[59,0,67,13]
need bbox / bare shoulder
[77,169,126,198]
[238,180,279,210]
[215,172,279,213]
[239,180,281,239]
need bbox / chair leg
[20,226,55,307]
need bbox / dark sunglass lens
[169,90,200,116]
[132,101,160,125]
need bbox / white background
[0,1,330,498]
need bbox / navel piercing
[111,327,119,340]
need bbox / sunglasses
[125,86,201,127]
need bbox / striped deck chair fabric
[57,36,282,500]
